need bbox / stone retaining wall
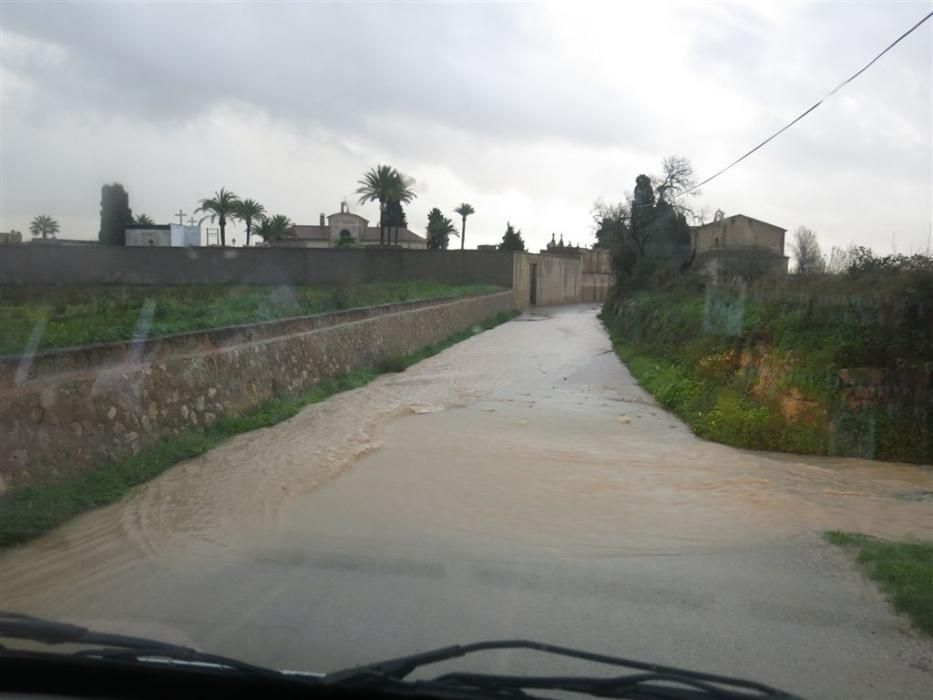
[0,291,515,491]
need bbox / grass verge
[0,281,502,355]
[0,309,519,548]
[611,342,828,455]
[825,531,933,636]
[602,284,932,463]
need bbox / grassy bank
[603,277,932,463]
[825,531,933,636]
[0,309,519,548]
[0,281,501,355]
[612,343,828,455]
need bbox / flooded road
[2,306,931,698]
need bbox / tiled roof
[694,214,785,232]
[360,226,424,242]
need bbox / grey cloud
[0,2,929,254]
[2,2,653,149]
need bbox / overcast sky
[1,1,931,254]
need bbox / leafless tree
[653,156,699,213]
[591,199,631,250]
[826,244,855,274]
[692,207,710,226]
[790,226,826,274]
[592,199,631,228]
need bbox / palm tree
[384,198,408,246]
[253,218,273,244]
[356,165,416,245]
[454,203,475,251]
[195,187,239,246]
[234,198,266,247]
[356,165,394,245]
[254,214,294,244]
[268,214,294,241]
[134,214,154,225]
[29,215,60,240]
[426,208,457,250]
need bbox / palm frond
[356,164,396,205]
[196,188,240,218]
[356,165,416,206]
[255,213,295,242]
[234,198,266,222]
[455,203,475,218]
[29,214,60,238]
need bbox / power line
[676,10,933,199]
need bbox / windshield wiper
[2,615,800,699]
[0,611,278,677]
[325,639,801,699]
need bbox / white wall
[170,224,200,247]
[126,228,171,246]
[127,225,200,247]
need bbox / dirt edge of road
[825,530,933,638]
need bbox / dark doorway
[529,263,538,306]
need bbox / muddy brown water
[1,306,931,698]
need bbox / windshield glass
[1,3,931,699]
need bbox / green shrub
[696,393,770,447]
[377,356,408,373]
[603,276,932,463]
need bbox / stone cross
[175,209,187,225]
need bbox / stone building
[538,234,611,301]
[541,233,584,254]
[691,213,788,280]
[280,202,426,249]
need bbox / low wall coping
[0,291,513,387]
